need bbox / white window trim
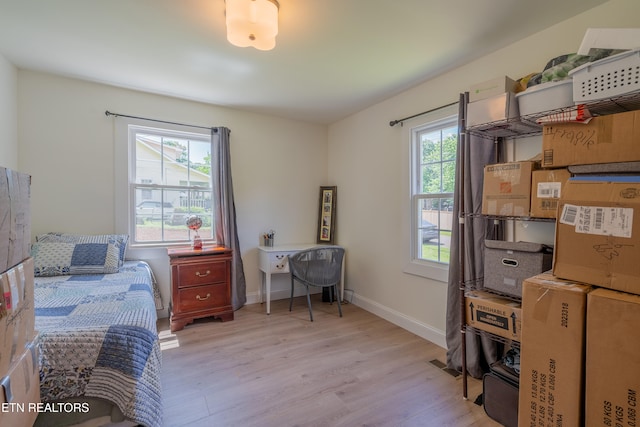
[403,106,458,282]
[114,117,214,249]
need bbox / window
[128,125,215,245]
[409,115,458,279]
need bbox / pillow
[32,241,121,277]
[36,233,129,266]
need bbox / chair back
[288,246,344,287]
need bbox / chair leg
[289,277,295,312]
[335,285,342,317]
[306,285,314,321]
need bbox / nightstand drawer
[176,261,228,288]
[176,283,229,313]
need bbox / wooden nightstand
[168,246,234,332]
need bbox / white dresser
[257,244,345,314]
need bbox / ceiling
[0,0,610,124]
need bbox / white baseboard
[350,292,447,350]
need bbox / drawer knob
[196,293,211,301]
[196,270,211,277]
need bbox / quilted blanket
[34,261,163,427]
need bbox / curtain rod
[104,110,218,132]
[389,101,459,127]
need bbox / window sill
[403,259,449,283]
[129,241,217,250]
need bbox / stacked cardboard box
[585,289,640,427]
[465,290,522,342]
[482,161,537,217]
[0,342,39,427]
[529,168,571,219]
[0,166,38,427]
[0,258,36,374]
[467,76,519,129]
[542,110,640,168]
[547,173,640,427]
[517,273,591,427]
[554,176,640,295]
[0,167,31,273]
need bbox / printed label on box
[537,182,562,199]
[560,204,633,238]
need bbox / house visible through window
[129,125,215,245]
[411,115,457,269]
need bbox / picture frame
[317,186,337,244]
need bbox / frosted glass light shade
[226,0,279,51]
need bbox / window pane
[175,189,214,241]
[186,140,212,186]
[163,137,187,186]
[421,163,441,194]
[442,160,456,193]
[442,126,458,160]
[421,132,441,163]
[135,134,163,185]
[417,197,453,264]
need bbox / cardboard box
[517,273,591,427]
[483,240,553,298]
[542,110,640,168]
[469,76,517,102]
[0,342,39,427]
[465,290,521,341]
[0,258,35,375]
[482,161,536,217]
[530,168,571,219]
[467,92,519,128]
[553,177,640,294]
[585,288,640,427]
[0,167,31,274]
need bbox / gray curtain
[212,127,247,310]
[445,93,502,378]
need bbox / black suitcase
[483,359,519,427]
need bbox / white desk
[257,244,345,314]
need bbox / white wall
[12,0,639,344]
[17,71,328,314]
[328,0,640,348]
[0,53,18,170]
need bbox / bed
[31,234,163,427]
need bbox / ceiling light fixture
[225,0,279,51]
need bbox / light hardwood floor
[159,296,500,427]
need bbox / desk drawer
[269,253,290,273]
[177,261,228,288]
[176,283,229,313]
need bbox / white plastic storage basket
[569,49,640,102]
[515,79,573,116]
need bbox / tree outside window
[413,117,457,265]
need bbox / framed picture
[317,186,337,244]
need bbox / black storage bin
[483,372,519,427]
[483,355,520,427]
